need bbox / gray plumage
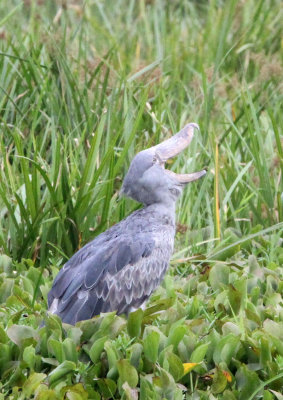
[47,123,206,325]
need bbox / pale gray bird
[47,123,206,324]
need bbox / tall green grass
[0,0,282,266]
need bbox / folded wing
[47,232,169,325]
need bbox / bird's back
[47,206,175,324]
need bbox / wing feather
[48,230,172,324]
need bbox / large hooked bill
[149,123,207,184]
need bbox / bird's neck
[145,202,176,226]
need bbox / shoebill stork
[47,123,206,325]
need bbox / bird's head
[121,123,206,206]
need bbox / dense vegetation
[0,0,282,399]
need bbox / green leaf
[122,381,139,400]
[211,367,228,394]
[127,308,144,338]
[166,325,186,351]
[140,376,158,400]
[209,263,230,290]
[7,324,38,347]
[260,337,272,368]
[165,352,184,382]
[23,345,36,370]
[130,343,143,369]
[228,279,247,314]
[0,326,8,343]
[104,340,119,370]
[236,365,261,400]
[63,338,78,363]
[66,327,83,346]
[89,336,107,363]
[0,254,12,273]
[45,313,63,333]
[96,378,117,399]
[263,319,283,340]
[0,279,14,303]
[29,388,59,400]
[222,390,237,400]
[61,383,89,400]
[48,339,64,363]
[22,372,47,398]
[143,330,160,363]
[0,343,12,372]
[117,359,139,388]
[48,360,76,385]
[143,297,175,318]
[153,367,178,399]
[213,334,240,366]
[190,342,210,363]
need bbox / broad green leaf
[0,254,12,273]
[209,263,230,291]
[222,322,241,336]
[48,339,64,363]
[263,320,283,340]
[260,337,272,367]
[143,330,160,363]
[130,343,143,369]
[235,365,261,400]
[22,372,47,398]
[66,327,83,346]
[0,343,11,372]
[48,360,76,385]
[63,338,78,363]
[153,367,177,399]
[166,325,186,351]
[0,279,14,303]
[96,378,117,399]
[165,352,184,381]
[104,340,119,370]
[143,297,175,318]
[190,342,210,363]
[89,336,107,363]
[45,313,63,333]
[0,326,8,343]
[117,359,139,388]
[61,383,89,400]
[127,308,143,338]
[228,279,247,314]
[7,324,38,347]
[23,345,36,370]
[140,376,158,400]
[213,334,240,365]
[122,381,139,400]
[32,387,59,400]
[263,390,274,400]
[211,368,228,394]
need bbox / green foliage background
[0,0,282,399]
